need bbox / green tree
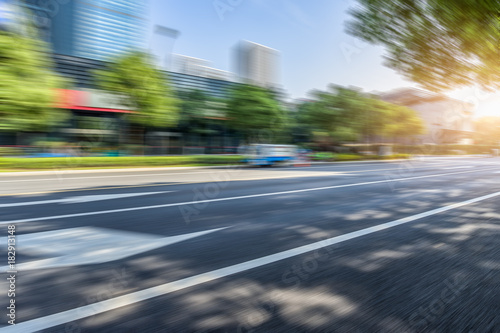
[302,85,425,145]
[0,30,67,133]
[226,84,285,143]
[346,1,500,91]
[289,102,314,144]
[178,90,223,135]
[383,104,426,142]
[177,89,228,149]
[93,51,179,129]
[303,85,372,143]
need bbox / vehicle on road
[241,144,298,166]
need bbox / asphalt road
[1,156,499,332]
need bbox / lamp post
[153,25,179,71]
[148,25,179,154]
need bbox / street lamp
[153,25,179,71]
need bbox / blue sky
[147,0,415,98]
[147,0,499,116]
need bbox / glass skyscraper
[72,0,146,60]
[18,0,146,61]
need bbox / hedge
[311,153,411,162]
[350,144,499,155]
[0,155,244,170]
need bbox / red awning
[53,89,135,113]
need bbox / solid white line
[443,166,474,170]
[1,167,498,225]
[0,171,216,183]
[4,189,500,333]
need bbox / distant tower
[234,40,279,88]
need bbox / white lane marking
[444,166,474,170]
[1,167,498,225]
[4,190,500,333]
[0,192,172,208]
[0,171,215,183]
[0,227,226,271]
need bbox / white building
[381,88,475,144]
[172,54,234,81]
[234,40,279,88]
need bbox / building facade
[18,0,146,61]
[58,0,146,60]
[381,88,475,144]
[46,54,241,153]
[234,40,279,88]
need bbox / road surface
[1,156,499,332]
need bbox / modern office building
[51,53,239,100]
[17,0,146,61]
[2,0,49,36]
[168,71,237,99]
[3,1,243,152]
[0,0,17,30]
[234,40,279,88]
[381,88,475,144]
[173,54,234,82]
[59,0,146,60]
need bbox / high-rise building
[2,0,47,36]
[59,0,146,60]
[234,40,279,88]
[19,0,146,61]
[0,0,16,30]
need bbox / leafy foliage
[383,102,426,139]
[346,0,500,91]
[226,84,285,142]
[177,90,226,135]
[93,51,180,128]
[301,85,425,143]
[0,31,67,132]
[303,86,366,142]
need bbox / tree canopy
[93,50,179,128]
[346,1,500,91]
[0,30,67,132]
[301,85,425,144]
[177,90,226,136]
[303,86,367,142]
[225,84,285,142]
[383,103,426,140]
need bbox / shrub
[0,147,24,157]
[0,155,244,170]
[334,154,363,161]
